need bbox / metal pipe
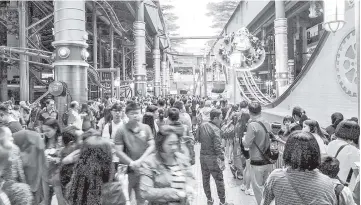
[356,0,360,122]
[0,46,51,59]
[4,56,53,68]
[19,1,29,101]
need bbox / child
[319,156,356,205]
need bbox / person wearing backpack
[242,101,273,205]
[319,156,356,205]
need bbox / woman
[143,113,157,137]
[278,115,294,141]
[139,126,195,205]
[66,136,126,205]
[325,112,344,139]
[12,129,49,205]
[80,103,94,131]
[42,119,64,205]
[302,119,328,156]
[156,108,167,129]
[262,131,337,205]
[327,120,360,191]
[235,112,253,196]
[146,105,159,132]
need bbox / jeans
[128,172,146,205]
[200,155,226,203]
[250,164,272,205]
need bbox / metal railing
[272,138,286,170]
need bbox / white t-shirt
[327,139,360,190]
[313,134,327,156]
[102,120,124,163]
[68,109,83,130]
[102,120,123,139]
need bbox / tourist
[139,126,195,204]
[0,105,23,133]
[327,120,360,191]
[242,101,272,205]
[113,102,155,205]
[319,156,356,205]
[196,109,233,205]
[302,119,329,156]
[262,131,337,205]
[326,112,344,138]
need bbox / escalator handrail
[245,71,273,103]
[239,71,268,105]
[236,75,252,103]
[241,71,268,104]
[266,31,330,108]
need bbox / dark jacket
[196,121,224,160]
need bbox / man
[113,102,155,205]
[173,101,192,136]
[196,109,233,205]
[0,105,23,133]
[242,101,272,205]
[67,101,83,131]
[197,100,212,124]
[167,108,195,165]
[36,99,58,127]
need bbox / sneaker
[240,184,246,191]
[207,199,214,205]
[245,189,254,196]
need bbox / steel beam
[0,46,51,60]
[26,13,53,31]
[28,16,53,38]
[169,36,222,40]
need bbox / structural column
[161,52,167,96]
[53,0,88,114]
[110,26,114,98]
[19,1,29,101]
[274,0,289,97]
[203,55,208,98]
[133,1,146,97]
[153,35,161,96]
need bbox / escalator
[235,71,272,105]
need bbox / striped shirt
[262,168,337,205]
[164,164,186,190]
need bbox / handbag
[252,121,279,164]
[285,172,309,205]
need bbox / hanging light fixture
[323,0,346,33]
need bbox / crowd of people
[0,95,359,205]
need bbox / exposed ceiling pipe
[85,2,123,37]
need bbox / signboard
[48,81,65,97]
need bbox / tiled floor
[191,144,257,205]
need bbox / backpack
[252,121,279,164]
[62,110,70,126]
